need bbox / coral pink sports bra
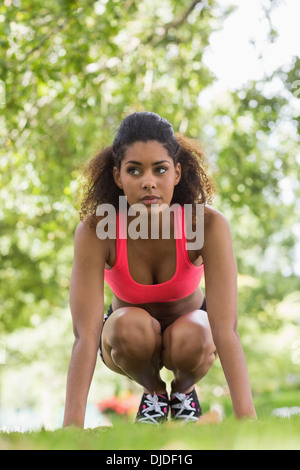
[104,205,204,304]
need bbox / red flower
[97,394,140,416]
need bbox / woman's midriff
[111,287,204,332]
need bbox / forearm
[63,336,99,427]
[213,330,257,419]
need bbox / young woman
[63,112,256,427]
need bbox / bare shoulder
[204,206,231,236]
[202,206,233,256]
[74,216,110,264]
[74,218,98,247]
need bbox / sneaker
[135,392,169,424]
[170,389,202,422]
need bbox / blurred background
[0,0,299,431]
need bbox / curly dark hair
[78,112,216,227]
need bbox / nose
[142,176,157,190]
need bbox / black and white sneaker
[135,392,169,424]
[170,389,202,422]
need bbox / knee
[163,323,214,372]
[111,307,161,358]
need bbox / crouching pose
[63,112,256,426]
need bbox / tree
[0,0,299,338]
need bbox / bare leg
[101,307,167,394]
[162,309,216,393]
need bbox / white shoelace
[171,392,199,422]
[136,393,167,425]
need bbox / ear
[113,166,123,190]
[174,162,181,186]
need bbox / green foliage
[0,1,299,402]
[0,0,225,331]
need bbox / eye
[155,167,168,174]
[127,167,140,175]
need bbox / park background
[0,0,299,436]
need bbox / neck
[127,208,175,241]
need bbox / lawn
[0,391,299,450]
[0,417,299,450]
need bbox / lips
[141,196,161,204]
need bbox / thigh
[162,309,216,368]
[101,306,161,376]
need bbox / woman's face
[113,141,181,207]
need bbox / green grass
[1,391,299,450]
[1,417,300,450]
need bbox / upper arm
[69,220,108,342]
[201,209,238,335]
